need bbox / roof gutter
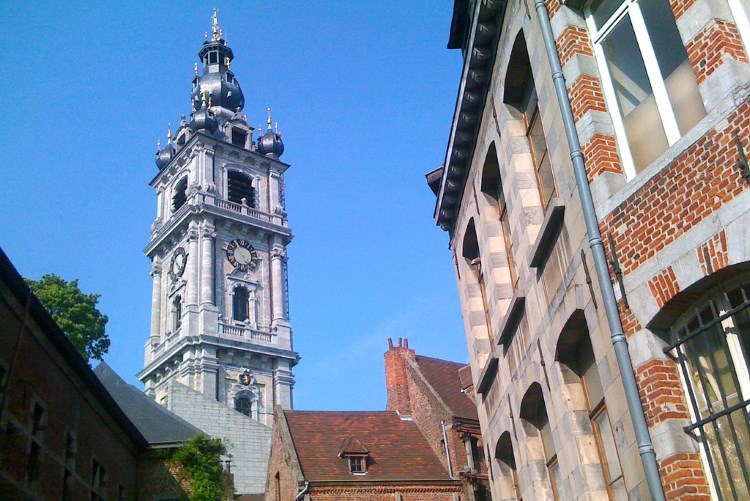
[294,480,310,501]
[441,420,455,479]
[533,2,665,499]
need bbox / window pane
[590,0,625,32]
[640,0,706,135]
[601,13,669,170]
[594,409,623,482]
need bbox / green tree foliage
[25,274,109,361]
[166,434,233,501]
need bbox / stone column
[271,243,286,322]
[150,257,163,339]
[186,224,200,306]
[200,224,215,306]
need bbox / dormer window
[232,127,247,148]
[348,456,366,474]
[338,436,369,475]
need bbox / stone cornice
[433,0,507,237]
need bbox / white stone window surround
[729,0,750,56]
[585,0,704,179]
[227,279,258,328]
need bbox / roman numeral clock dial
[226,239,259,272]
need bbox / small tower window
[209,51,218,64]
[233,287,249,322]
[172,177,188,211]
[227,171,255,207]
[232,127,247,148]
[173,295,182,331]
[235,396,252,416]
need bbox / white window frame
[585,0,685,179]
[728,0,750,56]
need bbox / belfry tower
[138,10,298,429]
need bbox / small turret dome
[256,108,285,158]
[155,141,175,169]
[189,102,218,134]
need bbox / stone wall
[165,380,271,496]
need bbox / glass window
[587,0,706,175]
[233,287,249,322]
[523,84,556,209]
[668,281,750,499]
[235,397,251,417]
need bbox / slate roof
[284,411,453,482]
[94,362,201,446]
[414,355,477,421]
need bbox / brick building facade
[0,248,193,500]
[428,0,750,499]
[265,340,486,500]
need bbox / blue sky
[0,1,467,411]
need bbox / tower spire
[267,108,272,129]
[212,8,221,42]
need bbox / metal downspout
[294,480,310,501]
[533,2,666,499]
[441,420,455,479]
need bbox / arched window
[556,311,625,500]
[172,177,188,211]
[463,219,493,344]
[495,431,521,500]
[481,142,518,289]
[235,396,252,417]
[172,295,182,331]
[519,383,560,499]
[228,171,255,207]
[503,31,556,210]
[664,280,750,498]
[233,287,249,322]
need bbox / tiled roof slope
[414,356,477,420]
[284,411,451,482]
[94,362,201,446]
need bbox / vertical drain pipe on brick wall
[533,1,666,500]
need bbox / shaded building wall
[0,279,140,501]
[435,0,750,499]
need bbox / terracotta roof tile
[284,411,451,482]
[414,356,477,420]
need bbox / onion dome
[257,108,285,158]
[189,98,218,134]
[155,127,175,169]
[190,9,244,118]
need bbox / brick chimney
[384,338,415,416]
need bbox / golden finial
[225,56,231,70]
[194,62,198,76]
[157,139,161,150]
[212,8,220,42]
[274,122,279,134]
[208,94,213,108]
[267,108,272,129]
[167,123,173,143]
[205,32,208,40]
[201,88,208,105]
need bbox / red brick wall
[0,289,140,500]
[307,484,461,500]
[600,98,750,275]
[384,338,415,415]
[265,410,302,501]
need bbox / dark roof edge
[0,247,149,451]
[433,0,508,239]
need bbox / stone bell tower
[138,10,298,428]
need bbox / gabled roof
[338,436,369,457]
[283,411,453,483]
[414,355,477,421]
[94,362,201,446]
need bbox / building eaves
[433,0,508,238]
[0,248,149,451]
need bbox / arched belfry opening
[172,177,188,211]
[228,170,255,207]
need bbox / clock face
[171,248,187,277]
[227,239,259,272]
